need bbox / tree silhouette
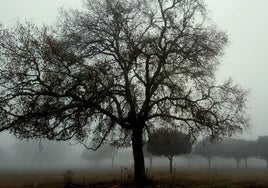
[257,136,268,169]
[214,138,257,168]
[143,144,154,169]
[147,128,192,173]
[0,146,7,160]
[193,137,220,169]
[12,139,67,167]
[231,139,257,169]
[81,143,118,168]
[0,0,249,183]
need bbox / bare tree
[0,0,249,183]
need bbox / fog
[0,136,268,173]
[0,0,268,175]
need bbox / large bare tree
[0,0,249,183]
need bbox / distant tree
[193,137,220,169]
[0,0,250,183]
[143,144,154,169]
[236,140,257,169]
[0,146,7,159]
[13,139,66,166]
[147,128,192,173]
[257,136,268,169]
[215,138,257,168]
[81,144,118,168]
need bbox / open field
[1,168,268,187]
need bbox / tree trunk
[266,159,268,170]
[131,127,146,184]
[168,156,173,173]
[149,157,153,169]
[245,158,248,169]
[111,156,114,168]
[207,158,211,170]
[236,159,240,168]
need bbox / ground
[0,167,268,187]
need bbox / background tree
[12,139,67,167]
[0,0,249,183]
[233,139,257,169]
[213,138,241,168]
[257,136,268,169]
[147,128,192,173]
[143,144,154,169]
[214,138,256,168]
[193,137,220,169]
[81,144,118,168]
[0,146,7,160]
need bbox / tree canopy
[147,128,192,173]
[81,143,118,167]
[257,136,268,169]
[0,0,249,183]
[193,136,220,169]
[215,138,257,168]
[194,138,257,169]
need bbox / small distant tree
[237,140,257,169]
[81,144,118,168]
[257,136,268,169]
[13,139,66,166]
[229,139,247,168]
[143,144,154,169]
[215,138,257,169]
[0,146,7,159]
[147,128,192,173]
[193,137,220,169]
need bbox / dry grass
[0,167,268,187]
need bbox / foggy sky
[0,0,267,146]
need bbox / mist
[0,133,267,171]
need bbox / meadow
[1,167,268,188]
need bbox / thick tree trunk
[168,156,173,173]
[131,127,146,184]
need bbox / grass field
[1,167,268,187]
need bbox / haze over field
[0,0,267,170]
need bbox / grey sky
[0,0,267,140]
[207,0,268,138]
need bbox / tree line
[81,129,268,173]
[193,136,268,170]
[1,130,267,173]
